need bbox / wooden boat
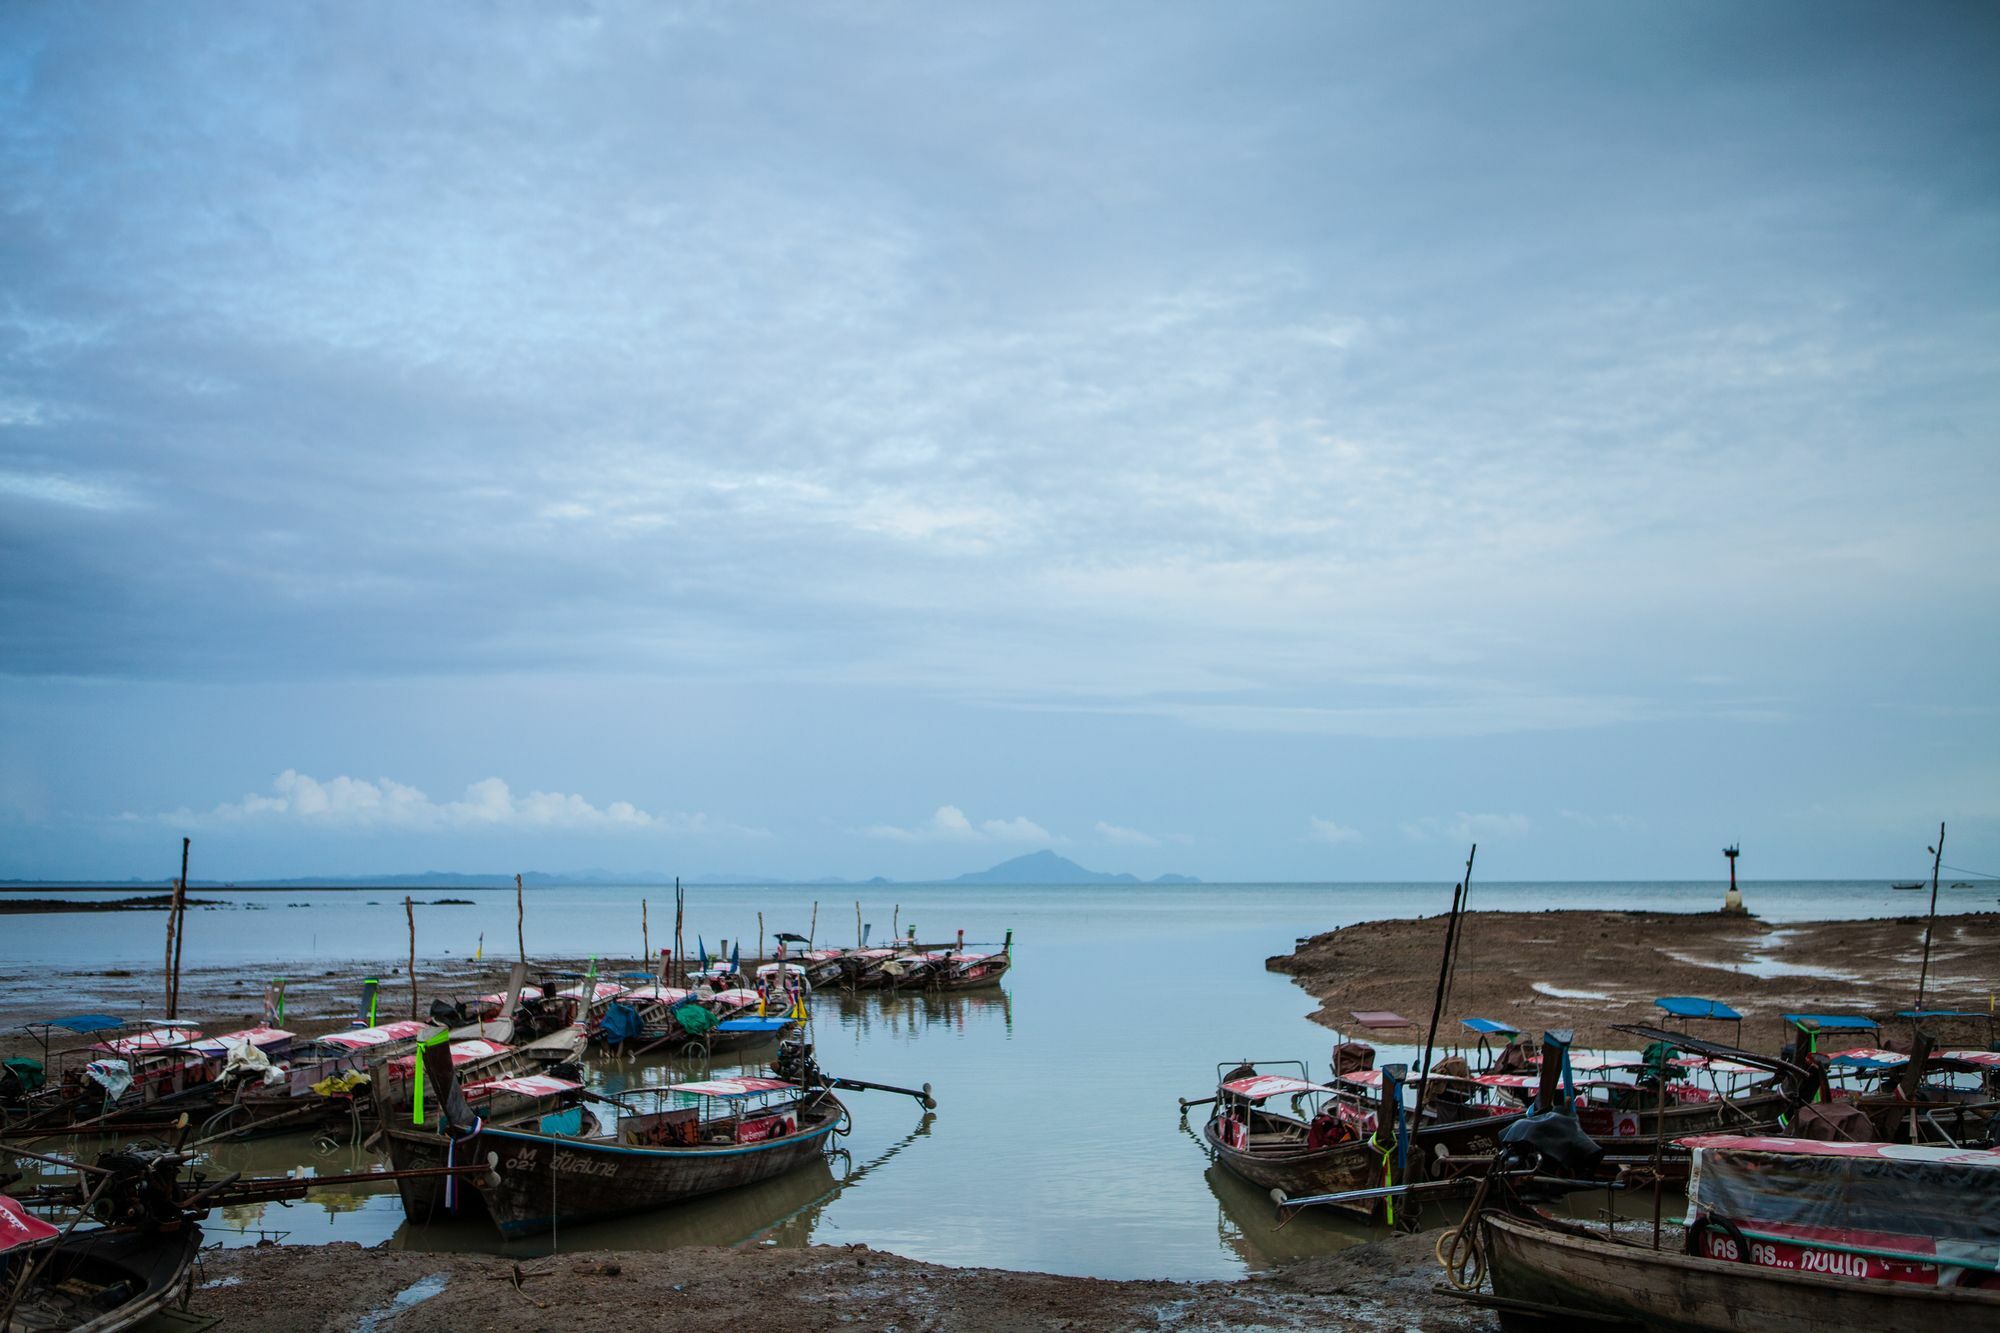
[1196,1061,1526,1219]
[1467,1135,2000,1330]
[0,1198,202,1332]
[384,1037,933,1237]
[929,950,1010,992]
[1891,881,1926,890]
[11,1023,295,1133]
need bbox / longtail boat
[0,1194,202,1332]
[1454,1135,2000,1329]
[383,1038,932,1237]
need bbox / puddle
[1661,931,1861,982]
[352,1272,449,1331]
[1531,982,1614,1001]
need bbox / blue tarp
[1895,1009,1987,1019]
[40,1014,123,1034]
[1656,996,1743,1021]
[599,1002,644,1045]
[1461,1017,1518,1034]
[1783,1013,1877,1030]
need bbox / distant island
[949,850,1199,885]
[1,851,1198,890]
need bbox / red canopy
[0,1196,60,1253]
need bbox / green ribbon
[412,1027,451,1125]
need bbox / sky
[2,2,1997,884]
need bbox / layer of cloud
[1306,817,1364,845]
[1400,812,1532,843]
[1094,820,1159,847]
[863,805,1058,844]
[144,770,762,836]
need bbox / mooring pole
[642,898,649,963]
[405,897,418,1018]
[515,873,526,964]
[1916,822,1946,1011]
[1414,845,1476,1119]
[809,900,818,950]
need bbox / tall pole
[1916,823,1946,1011]
[166,837,190,1019]
[515,874,526,964]
[757,911,765,970]
[809,900,818,950]
[673,877,685,988]
[1415,845,1476,1120]
[642,898,649,963]
[405,896,419,1019]
[855,900,862,948]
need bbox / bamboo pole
[1916,823,1946,1011]
[515,873,526,964]
[855,901,862,948]
[168,837,190,1018]
[809,900,818,950]
[642,898,649,963]
[406,897,418,1019]
[893,904,899,940]
[674,877,685,988]
[757,911,764,972]
[162,881,179,1018]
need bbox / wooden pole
[169,837,191,1018]
[162,874,180,1019]
[515,873,526,964]
[642,898,649,964]
[673,877,684,988]
[1650,1062,1668,1248]
[1414,845,1476,1119]
[856,900,862,948]
[757,911,764,971]
[809,900,818,950]
[1916,822,1946,1011]
[406,897,418,1019]
[893,904,899,941]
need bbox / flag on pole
[698,938,709,969]
[730,942,740,977]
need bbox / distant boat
[1890,882,1925,890]
[1950,881,1974,889]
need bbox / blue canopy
[1783,1013,1877,1030]
[1461,1017,1518,1034]
[1656,996,1743,1021]
[1894,1009,1987,1019]
[39,1015,123,1034]
[1825,1050,1904,1070]
[713,1017,791,1034]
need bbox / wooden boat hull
[1482,1210,2000,1332]
[0,1223,202,1333]
[387,1099,843,1237]
[931,959,1010,991]
[1204,1113,1378,1199]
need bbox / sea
[3,878,1973,1279]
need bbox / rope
[1435,1169,1498,1291]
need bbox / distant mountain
[949,850,1199,886]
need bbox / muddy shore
[1269,910,2000,1050]
[194,1232,1492,1331]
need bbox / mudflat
[1269,909,1999,1049]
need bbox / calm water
[5,879,1954,1279]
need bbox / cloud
[863,804,1058,844]
[1400,812,1531,843]
[147,770,762,836]
[1093,820,1160,847]
[1306,817,1363,844]
[1558,810,1644,832]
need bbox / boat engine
[774,1039,823,1087]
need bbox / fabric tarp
[1687,1136,2000,1272]
[1656,996,1744,1021]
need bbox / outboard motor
[1497,1108,1606,1177]
[774,1039,821,1086]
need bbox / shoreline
[192,1232,1490,1331]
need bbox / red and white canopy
[477,985,545,1005]
[319,1020,427,1051]
[556,981,625,1003]
[187,1026,293,1057]
[1669,1056,1768,1075]
[668,1076,795,1099]
[1473,1073,1541,1088]
[1219,1074,1333,1101]
[1338,1069,1385,1088]
[619,984,692,1004]
[1939,1049,2000,1068]
[711,988,760,1009]
[95,1026,203,1056]
[468,1073,580,1099]
[1682,1135,2000,1166]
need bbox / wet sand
[194,1232,1489,1331]
[1269,909,2000,1049]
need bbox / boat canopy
[1782,1013,1876,1031]
[755,963,807,977]
[619,984,692,1003]
[1940,1050,2000,1068]
[1823,1047,1909,1070]
[1668,1056,1766,1075]
[667,1076,795,1098]
[470,1073,579,1098]
[1461,1017,1517,1035]
[1219,1074,1333,1101]
[711,988,761,1008]
[714,1017,791,1034]
[1655,996,1743,1021]
[1684,1135,2000,1271]
[1473,1073,1540,1089]
[1895,1009,1988,1019]
[36,1014,124,1035]
[0,1195,61,1253]
[1338,1069,1385,1087]
[94,1026,203,1055]
[319,1019,427,1050]
[185,1027,292,1057]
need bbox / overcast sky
[3,3,1996,883]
